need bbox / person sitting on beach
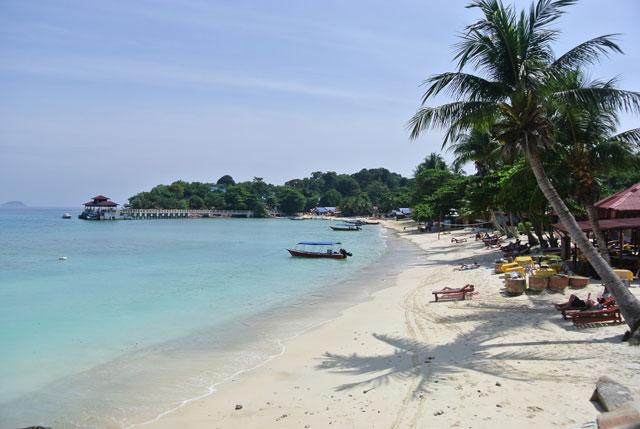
[455,262,480,271]
[555,294,591,311]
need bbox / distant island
[1,201,27,208]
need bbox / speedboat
[287,241,352,259]
[62,213,72,219]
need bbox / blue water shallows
[0,208,388,427]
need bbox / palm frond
[529,0,577,30]
[609,128,640,148]
[591,139,636,172]
[421,72,505,103]
[551,35,622,73]
[407,101,496,141]
[554,85,640,114]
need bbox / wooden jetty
[120,209,257,219]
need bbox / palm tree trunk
[489,209,505,234]
[586,204,611,265]
[519,215,539,246]
[508,212,516,237]
[533,221,547,247]
[525,143,640,339]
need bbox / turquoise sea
[0,208,410,428]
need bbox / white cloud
[0,56,406,104]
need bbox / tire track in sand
[390,268,451,429]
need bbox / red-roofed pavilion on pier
[79,195,118,220]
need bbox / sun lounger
[451,237,468,243]
[555,294,619,320]
[432,284,475,302]
[572,306,622,326]
[555,294,594,320]
[483,237,501,247]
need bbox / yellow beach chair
[515,256,534,268]
[613,269,634,287]
[500,262,520,273]
[533,267,556,277]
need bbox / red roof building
[595,182,640,219]
[83,195,118,208]
[552,183,640,270]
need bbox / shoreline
[126,227,417,428]
[148,220,640,429]
[2,223,419,428]
[128,226,424,428]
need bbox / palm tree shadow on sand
[316,302,620,395]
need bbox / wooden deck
[120,209,259,219]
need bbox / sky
[1,0,639,207]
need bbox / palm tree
[408,0,640,339]
[449,128,500,176]
[448,129,509,231]
[415,152,449,174]
[554,72,640,263]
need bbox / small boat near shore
[343,219,366,226]
[62,213,72,219]
[342,218,380,226]
[287,241,352,259]
[289,216,307,220]
[330,224,361,231]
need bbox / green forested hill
[127,168,413,216]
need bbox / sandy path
[148,221,640,429]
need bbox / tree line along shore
[126,149,639,222]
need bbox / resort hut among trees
[312,207,338,216]
[553,182,640,273]
[79,195,118,220]
[596,182,640,219]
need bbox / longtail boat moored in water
[330,224,361,231]
[287,242,352,259]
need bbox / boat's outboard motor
[339,248,352,257]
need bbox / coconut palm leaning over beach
[553,69,640,265]
[408,0,640,339]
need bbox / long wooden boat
[330,225,361,231]
[287,241,351,259]
[343,219,366,226]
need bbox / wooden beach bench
[432,284,475,302]
[572,306,622,326]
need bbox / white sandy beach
[149,220,640,429]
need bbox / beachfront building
[391,207,412,219]
[313,207,339,216]
[553,182,640,273]
[596,182,640,219]
[79,195,118,220]
[210,185,227,193]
